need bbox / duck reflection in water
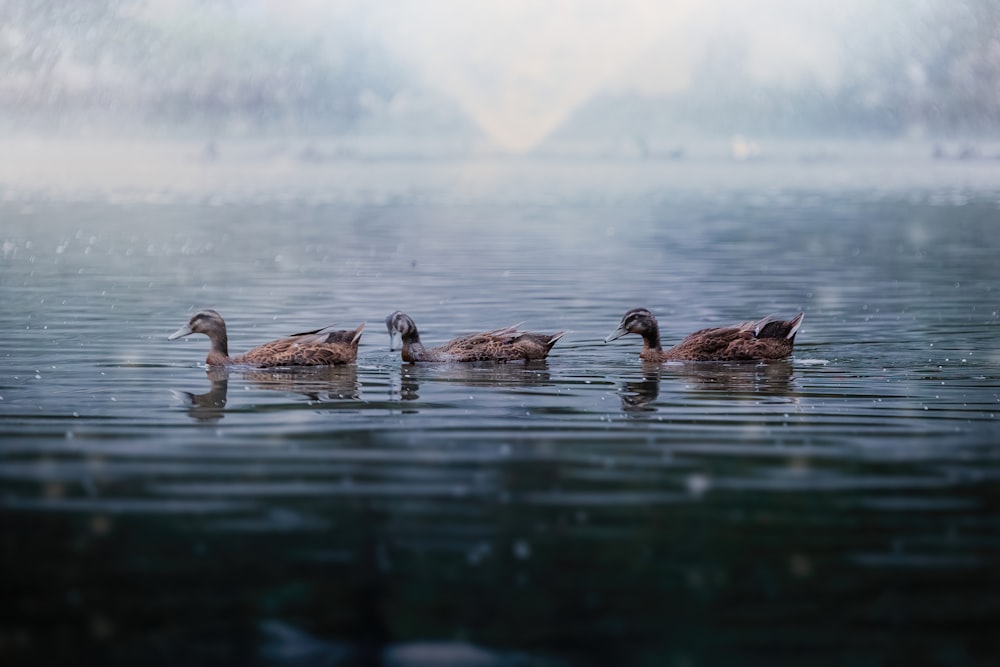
[172,368,230,422]
[620,361,796,411]
[173,366,360,421]
[391,360,553,402]
[620,370,661,412]
[241,366,361,401]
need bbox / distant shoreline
[3,136,1000,203]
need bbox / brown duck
[386,311,565,363]
[605,308,803,362]
[168,309,364,367]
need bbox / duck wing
[433,324,561,362]
[507,331,566,359]
[665,313,803,361]
[719,334,796,360]
[434,331,520,361]
[235,323,364,367]
[665,326,747,360]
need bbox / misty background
[2,0,999,158]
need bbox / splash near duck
[605,308,803,362]
[385,311,565,363]
[168,309,364,367]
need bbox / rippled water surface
[2,155,999,666]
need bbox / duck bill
[604,324,629,343]
[388,329,403,352]
[167,324,193,340]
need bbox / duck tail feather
[785,312,804,340]
[545,331,567,351]
[351,322,366,345]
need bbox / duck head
[605,308,659,343]
[168,309,227,341]
[385,311,420,351]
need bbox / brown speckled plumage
[168,309,364,367]
[605,308,803,362]
[386,311,565,363]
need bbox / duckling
[168,309,364,367]
[605,308,803,362]
[385,311,565,363]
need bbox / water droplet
[687,474,710,496]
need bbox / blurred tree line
[0,0,997,138]
[829,0,1000,135]
[649,0,1000,137]
[0,0,404,134]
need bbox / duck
[385,311,565,363]
[605,308,803,362]
[168,309,364,367]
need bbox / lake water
[2,146,999,666]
